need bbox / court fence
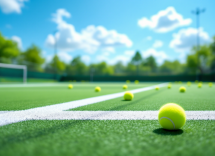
[0,67,215,82]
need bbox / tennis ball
[179,86,186,92]
[167,85,171,89]
[68,84,73,89]
[187,81,191,86]
[158,103,186,130]
[198,83,202,88]
[134,80,139,84]
[123,85,128,89]
[124,91,134,101]
[178,81,182,84]
[126,80,130,83]
[195,80,198,83]
[209,82,213,87]
[155,86,160,90]
[95,87,101,92]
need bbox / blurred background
[0,0,215,82]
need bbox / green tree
[131,51,142,75]
[49,55,66,73]
[160,60,185,74]
[144,56,157,72]
[19,45,45,71]
[90,62,114,75]
[209,36,215,71]
[187,45,212,73]
[66,56,88,75]
[126,63,136,75]
[0,33,20,63]
[114,61,125,75]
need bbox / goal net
[0,63,27,83]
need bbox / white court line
[0,111,214,126]
[0,83,167,126]
[1,83,214,126]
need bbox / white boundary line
[0,83,167,126]
[1,83,214,127]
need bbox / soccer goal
[0,63,27,83]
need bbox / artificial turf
[0,83,156,111]
[71,84,215,111]
[0,120,214,156]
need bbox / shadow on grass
[153,128,183,135]
[0,120,87,149]
[106,89,166,111]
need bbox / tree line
[0,32,215,75]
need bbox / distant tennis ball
[158,103,186,130]
[123,85,128,89]
[124,91,134,101]
[134,80,139,84]
[155,86,160,90]
[95,87,101,92]
[167,85,171,89]
[195,80,198,83]
[179,86,186,93]
[68,84,73,89]
[187,81,191,86]
[209,82,213,87]
[126,80,130,83]
[198,83,202,88]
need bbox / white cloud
[58,52,72,63]
[170,27,210,52]
[178,52,186,63]
[138,7,192,33]
[81,55,91,64]
[11,36,22,49]
[142,48,168,64]
[153,40,163,48]
[96,55,130,65]
[102,47,115,53]
[45,9,132,54]
[124,50,135,56]
[146,36,152,41]
[46,52,72,64]
[0,0,28,14]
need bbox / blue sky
[0,0,215,65]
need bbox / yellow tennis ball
[198,83,202,88]
[134,80,139,84]
[158,103,186,130]
[123,85,128,89]
[126,80,130,83]
[124,91,133,101]
[155,86,159,90]
[167,85,171,89]
[209,82,213,87]
[179,86,186,93]
[68,84,73,89]
[95,86,101,92]
[187,81,191,86]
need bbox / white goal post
[0,63,27,83]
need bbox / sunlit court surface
[0,82,215,156]
[1,0,215,155]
